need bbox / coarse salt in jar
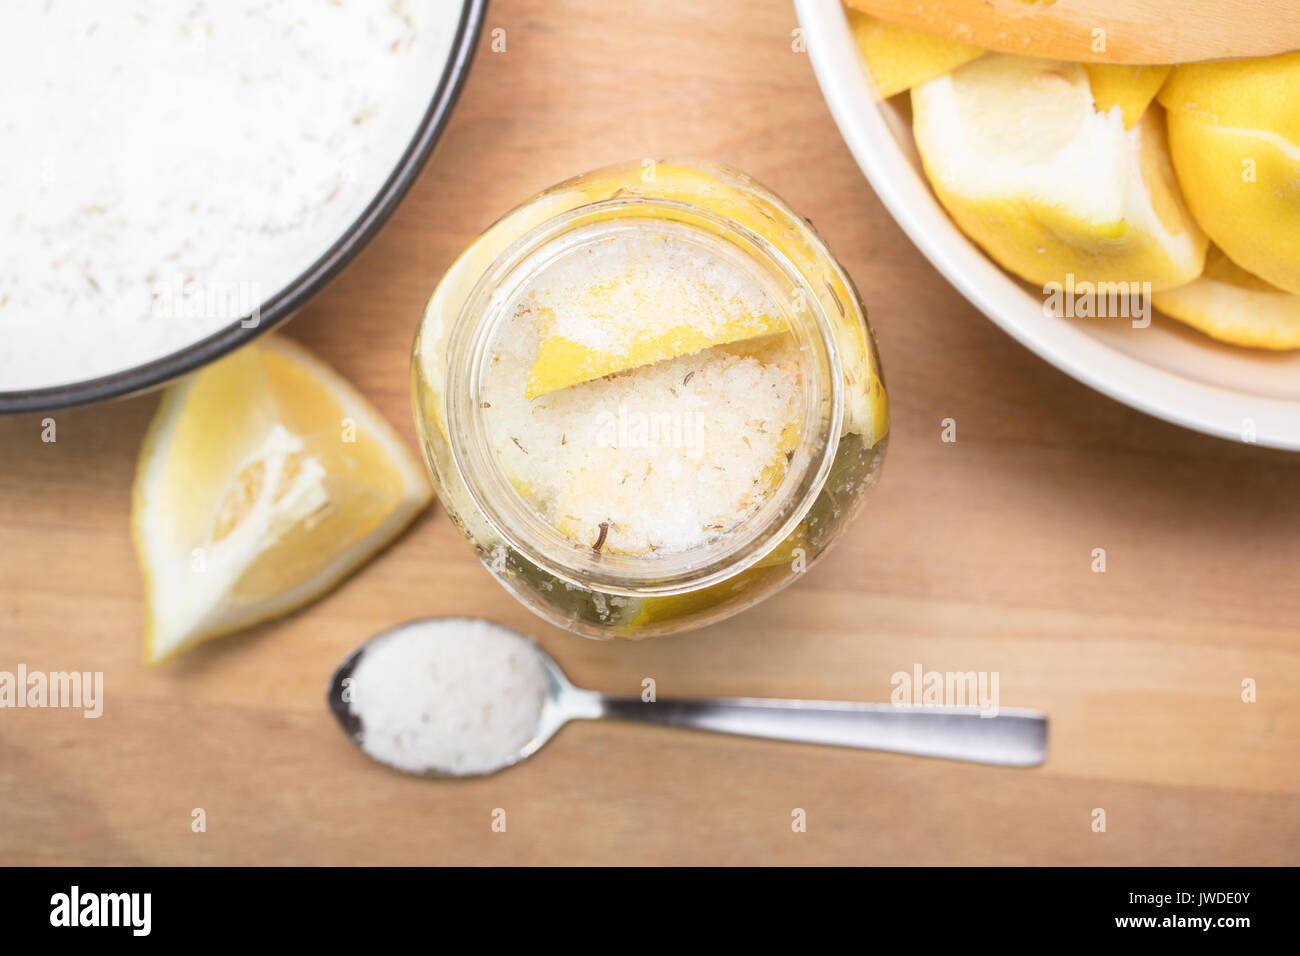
[412,160,887,638]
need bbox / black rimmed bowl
[0,0,487,415]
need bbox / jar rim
[443,185,846,597]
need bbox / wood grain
[1,0,1297,866]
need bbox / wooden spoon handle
[846,0,1300,64]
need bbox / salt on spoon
[327,618,1049,777]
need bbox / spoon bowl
[326,617,586,778]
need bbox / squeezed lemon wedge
[132,335,431,664]
[1153,246,1300,349]
[1159,53,1300,296]
[1083,64,1172,128]
[847,9,984,100]
[911,54,1206,291]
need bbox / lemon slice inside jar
[524,256,784,399]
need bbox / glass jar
[412,160,887,638]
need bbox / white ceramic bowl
[797,0,1300,450]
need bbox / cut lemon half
[1152,246,1300,350]
[911,54,1206,292]
[133,335,431,664]
[846,9,984,100]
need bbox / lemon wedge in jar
[617,523,811,634]
[911,54,1206,291]
[1153,246,1300,350]
[524,250,784,399]
[846,9,985,99]
[132,335,431,664]
[1158,53,1300,296]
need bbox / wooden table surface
[2,0,1297,866]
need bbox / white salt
[348,619,548,776]
[0,0,448,390]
